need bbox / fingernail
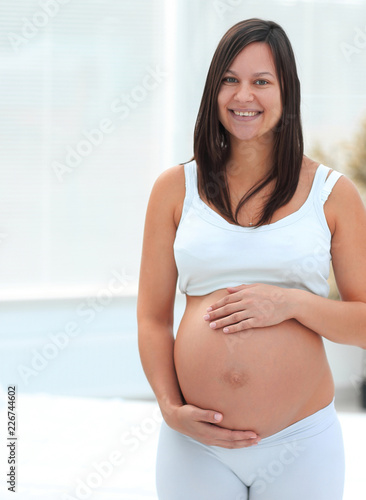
[203,314,210,320]
[209,322,216,328]
[214,413,222,421]
[223,327,229,333]
[207,306,212,312]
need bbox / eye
[254,79,269,86]
[222,76,238,84]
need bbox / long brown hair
[193,18,303,227]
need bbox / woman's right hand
[163,403,261,449]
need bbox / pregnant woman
[137,19,366,499]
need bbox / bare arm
[137,165,259,447]
[137,166,184,415]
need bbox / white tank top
[173,160,343,297]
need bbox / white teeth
[233,110,258,117]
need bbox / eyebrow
[225,69,275,78]
[253,71,275,78]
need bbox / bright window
[1,0,365,299]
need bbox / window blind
[0,0,169,299]
[1,0,365,300]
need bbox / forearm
[289,288,366,349]
[138,319,184,419]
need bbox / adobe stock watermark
[340,25,366,62]
[17,268,132,386]
[282,242,330,290]
[213,0,243,18]
[62,405,163,500]
[7,0,72,53]
[225,328,254,354]
[51,65,168,183]
[248,440,306,495]
[222,241,330,353]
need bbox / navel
[221,370,249,389]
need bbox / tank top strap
[320,168,344,205]
[181,161,199,221]
[182,161,343,215]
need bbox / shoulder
[148,164,186,227]
[302,156,365,234]
[321,167,362,210]
[323,169,365,236]
[152,163,185,193]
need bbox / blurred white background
[0,0,365,401]
[1,1,366,498]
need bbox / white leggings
[156,400,345,499]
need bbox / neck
[226,135,274,184]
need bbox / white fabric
[174,161,343,297]
[156,400,345,499]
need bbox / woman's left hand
[203,284,293,333]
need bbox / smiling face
[217,42,282,148]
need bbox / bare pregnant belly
[174,289,334,437]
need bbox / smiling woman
[217,44,282,145]
[193,19,304,229]
[137,18,366,500]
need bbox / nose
[234,82,254,103]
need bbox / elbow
[137,316,175,341]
